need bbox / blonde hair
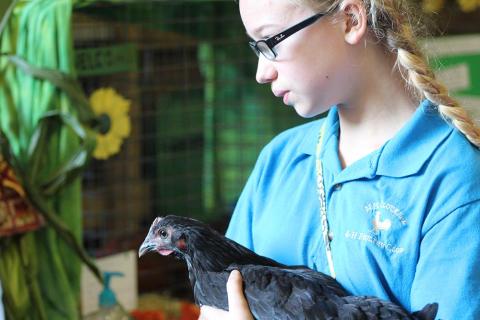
[299,0,480,147]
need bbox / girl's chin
[293,105,320,118]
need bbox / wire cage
[73,0,311,297]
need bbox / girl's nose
[255,55,277,84]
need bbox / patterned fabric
[0,156,43,237]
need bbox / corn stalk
[0,0,103,319]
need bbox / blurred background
[0,0,479,319]
[74,2,307,314]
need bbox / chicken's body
[139,215,438,320]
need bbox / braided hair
[298,0,480,147]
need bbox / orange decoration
[179,302,200,320]
[130,310,166,320]
[0,156,44,237]
[130,301,199,320]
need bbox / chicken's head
[138,216,190,258]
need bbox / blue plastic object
[99,271,124,308]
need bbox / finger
[227,270,253,319]
[199,305,229,320]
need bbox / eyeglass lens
[249,41,275,60]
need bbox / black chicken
[138,215,438,320]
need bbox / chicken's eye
[159,229,168,239]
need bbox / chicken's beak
[138,239,157,258]
[139,227,159,258]
[139,217,163,258]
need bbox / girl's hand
[199,270,254,320]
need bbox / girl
[201,0,480,318]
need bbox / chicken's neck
[183,229,282,273]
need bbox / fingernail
[230,269,240,279]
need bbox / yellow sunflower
[89,87,131,160]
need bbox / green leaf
[0,80,20,141]
[5,54,96,124]
[18,236,48,320]
[26,111,96,195]
[0,238,31,319]
[0,0,19,38]
[0,126,22,173]
[27,118,49,182]
[1,128,103,284]
[41,149,88,196]
[57,110,89,140]
[26,185,103,283]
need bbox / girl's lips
[272,89,291,105]
[283,92,289,105]
[272,90,290,104]
[272,89,287,97]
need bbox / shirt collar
[374,99,453,177]
[299,100,453,178]
[299,107,339,156]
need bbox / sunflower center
[97,113,111,134]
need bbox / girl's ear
[339,0,368,45]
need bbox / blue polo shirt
[226,100,480,319]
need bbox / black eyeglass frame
[248,13,325,60]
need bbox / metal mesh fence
[67,0,480,300]
[73,0,311,294]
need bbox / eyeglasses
[248,13,325,61]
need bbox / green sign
[425,34,480,95]
[75,43,138,77]
[423,34,480,119]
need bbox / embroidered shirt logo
[344,202,407,255]
[372,211,392,232]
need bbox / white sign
[81,250,138,316]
